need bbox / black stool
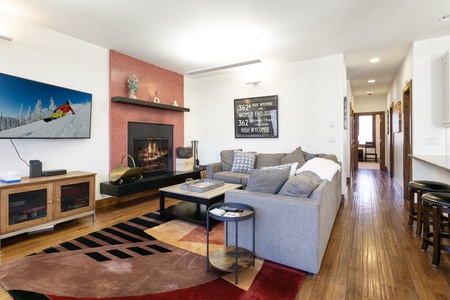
[421,192,450,267]
[408,181,450,236]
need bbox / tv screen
[0,72,92,139]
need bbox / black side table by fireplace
[206,202,255,285]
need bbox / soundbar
[42,169,67,176]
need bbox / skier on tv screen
[52,100,75,119]
[43,100,75,122]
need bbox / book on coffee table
[210,208,226,216]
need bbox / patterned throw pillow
[230,151,257,173]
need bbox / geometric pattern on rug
[144,219,265,291]
[0,209,305,300]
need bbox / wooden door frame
[389,103,394,177]
[352,112,385,170]
[350,108,359,173]
[403,80,412,197]
[379,112,386,171]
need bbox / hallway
[298,168,450,299]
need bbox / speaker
[29,160,42,178]
[42,169,67,176]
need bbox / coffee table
[159,182,242,227]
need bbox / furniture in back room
[358,149,364,162]
[364,142,377,162]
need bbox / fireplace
[128,122,173,176]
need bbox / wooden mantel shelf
[112,96,190,112]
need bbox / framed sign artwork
[234,95,278,138]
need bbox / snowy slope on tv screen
[0,73,92,139]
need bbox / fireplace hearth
[128,122,173,176]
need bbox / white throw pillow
[261,162,298,178]
[295,157,340,181]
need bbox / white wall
[385,47,413,187]
[0,14,110,200]
[353,96,386,112]
[410,36,450,185]
[412,36,450,155]
[387,35,450,189]
[185,54,348,191]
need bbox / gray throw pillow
[246,167,290,194]
[221,149,242,171]
[278,171,322,198]
[303,151,319,161]
[281,147,306,168]
[230,151,257,173]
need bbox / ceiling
[1,0,450,99]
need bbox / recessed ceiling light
[369,58,380,63]
[368,79,375,83]
[440,15,450,21]
[367,91,373,95]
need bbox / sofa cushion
[281,147,306,168]
[296,157,341,181]
[255,153,287,169]
[278,171,322,198]
[221,149,242,171]
[302,151,319,161]
[213,171,248,185]
[318,154,338,163]
[261,162,298,178]
[246,167,290,194]
[231,151,257,173]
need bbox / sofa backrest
[255,153,287,169]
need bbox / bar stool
[408,181,450,236]
[421,192,450,267]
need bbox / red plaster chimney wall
[109,50,184,171]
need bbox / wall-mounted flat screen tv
[0,72,92,139]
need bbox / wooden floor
[298,168,450,299]
[1,169,450,299]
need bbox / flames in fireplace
[133,138,168,173]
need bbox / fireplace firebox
[133,137,168,173]
[128,122,173,176]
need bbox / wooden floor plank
[2,169,450,299]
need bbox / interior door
[379,112,386,171]
[350,109,359,172]
[389,103,394,177]
[403,80,412,196]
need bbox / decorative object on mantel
[154,90,160,103]
[127,73,139,99]
[173,100,178,106]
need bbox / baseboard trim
[96,189,160,209]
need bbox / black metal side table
[206,202,255,285]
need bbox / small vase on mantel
[127,73,139,99]
[153,90,160,103]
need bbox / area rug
[0,210,305,299]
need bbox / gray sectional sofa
[206,147,342,274]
